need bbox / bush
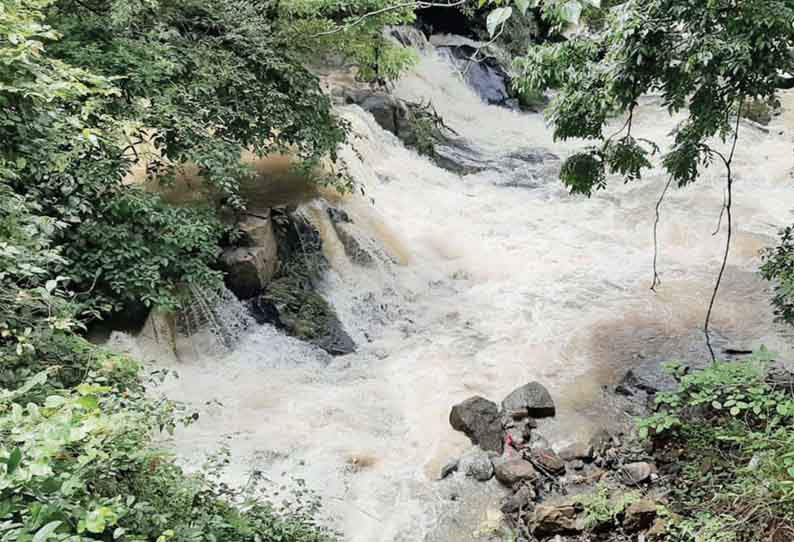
[638,351,794,541]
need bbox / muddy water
[120,50,794,542]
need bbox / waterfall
[131,37,794,542]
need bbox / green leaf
[514,0,537,15]
[76,395,99,410]
[6,448,22,474]
[730,406,741,416]
[487,7,513,37]
[33,521,62,542]
[560,0,583,24]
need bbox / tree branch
[704,101,744,362]
[311,0,468,38]
[651,177,673,292]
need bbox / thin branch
[704,101,744,362]
[311,0,467,38]
[712,188,727,236]
[651,177,674,292]
[462,27,504,76]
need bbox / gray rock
[527,433,551,451]
[623,499,658,532]
[530,448,566,475]
[334,223,375,266]
[439,458,458,480]
[502,382,556,419]
[459,449,495,481]
[500,484,536,513]
[532,504,583,535]
[569,459,585,471]
[221,246,278,300]
[449,396,504,454]
[589,428,615,455]
[493,457,538,486]
[619,462,655,485]
[558,441,594,461]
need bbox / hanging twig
[311,0,468,38]
[712,188,727,236]
[704,101,744,362]
[651,177,674,292]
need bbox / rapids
[113,45,794,541]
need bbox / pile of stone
[445,382,666,541]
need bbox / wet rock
[439,458,458,480]
[449,396,504,454]
[352,93,408,136]
[624,499,659,532]
[221,246,278,300]
[327,207,352,224]
[459,449,495,481]
[334,223,375,266]
[493,457,538,486]
[558,441,594,462]
[532,504,583,535]
[530,448,566,475]
[501,382,556,419]
[500,484,536,514]
[619,462,655,485]
[569,459,585,471]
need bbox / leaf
[560,0,583,24]
[711,401,722,410]
[33,521,62,542]
[45,279,57,293]
[76,395,99,410]
[730,406,741,416]
[487,7,513,37]
[514,0,537,15]
[6,448,22,474]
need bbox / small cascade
[141,286,253,360]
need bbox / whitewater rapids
[115,47,794,541]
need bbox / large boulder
[449,396,504,454]
[493,457,538,486]
[221,214,279,299]
[501,382,556,419]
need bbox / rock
[532,504,583,535]
[530,448,565,475]
[334,223,375,266]
[559,441,594,461]
[619,462,655,485]
[459,449,495,481]
[327,207,352,224]
[493,457,538,486]
[449,396,504,454]
[589,428,616,455]
[624,500,659,532]
[501,382,556,419]
[527,433,550,451]
[354,93,408,136]
[439,458,458,480]
[221,246,278,299]
[569,459,585,471]
[500,484,536,514]
[647,517,669,539]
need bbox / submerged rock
[449,396,504,454]
[459,449,495,481]
[502,382,556,419]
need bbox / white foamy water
[128,48,794,541]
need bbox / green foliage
[638,350,794,541]
[277,0,417,84]
[513,0,794,196]
[579,485,641,529]
[761,227,794,325]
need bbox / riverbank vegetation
[0,1,416,540]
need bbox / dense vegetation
[0,1,415,540]
[638,352,794,541]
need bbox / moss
[262,276,333,341]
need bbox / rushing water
[114,44,794,541]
